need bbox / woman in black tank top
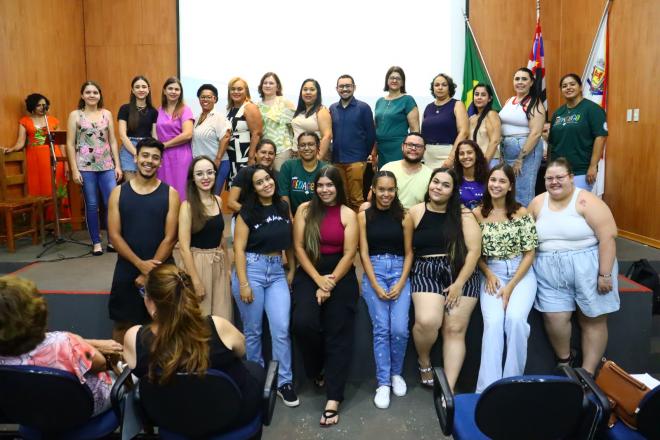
[175,156,231,319]
[357,171,414,409]
[122,264,265,429]
[408,168,482,391]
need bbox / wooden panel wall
[82,0,178,124]
[470,0,660,246]
[0,0,86,158]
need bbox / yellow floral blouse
[480,214,538,258]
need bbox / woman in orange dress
[2,93,69,217]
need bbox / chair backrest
[0,151,29,200]
[0,365,94,431]
[138,369,243,438]
[637,385,660,438]
[475,375,585,440]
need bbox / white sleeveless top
[536,189,598,252]
[499,97,530,136]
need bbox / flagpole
[463,12,502,107]
[582,0,612,80]
[536,0,540,20]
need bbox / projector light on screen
[178,0,466,115]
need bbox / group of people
[0,66,617,428]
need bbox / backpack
[625,259,660,314]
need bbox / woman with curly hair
[0,276,122,415]
[453,139,489,210]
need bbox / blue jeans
[231,253,293,386]
[81,170,116,245]
[573,175,594,191]
[361,254,411,386]
[119,137,144,172]
[501,135,543,206]
[214,159,230,195]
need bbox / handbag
[595,359,650,429]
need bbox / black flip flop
[320,409,338,427]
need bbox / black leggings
[291,254,359,402]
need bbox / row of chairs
[432,365,660,440]
[1,361,657,439]
[0,361,278,439]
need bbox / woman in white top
[291,79,332,161]
[257,72,295,171]
[528,157,619,374]
[499,68,545,206]
[468,83,502,166]
[192,84,231,194]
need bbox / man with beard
[379,133,432,210]
[107,137,180,342]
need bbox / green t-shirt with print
[278,159,327,214]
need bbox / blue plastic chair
[433,366,602,440]
[114,361,278,440]
[0,364,122,439]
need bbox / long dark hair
[514,67,543,120]
[294,79,322,118]
[366,171,404,223]
[469,83,494,139]
[480,164,521,220]
[303,166,347,264]
[144,265,210,384]
[424,168,467,276]
[186,156,218,233]
[127,75,154,133]
[453,140,488,185]
[240,165,289,226]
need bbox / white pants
[476,255,537,393]
[423,143,453,169]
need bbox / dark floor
[1,228,659,439]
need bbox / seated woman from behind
[123,264,265,427]
[0,276,122,416]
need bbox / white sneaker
[374,385,391,409]
[391,375,407,397]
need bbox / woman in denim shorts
[232,166,299,407]
[358,171,414,409]
[408,168,482,391]
[528,158,619,374]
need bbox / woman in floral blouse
[472,163,538,392]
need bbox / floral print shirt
[480,213,538,258]
[76,110,114,172]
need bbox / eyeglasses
[199,95,215,101]
[403,142,424,150]
[337,84,354,90]
[298,143,317,150]
[389,77,402,82]
[544,174,569,183]
[194,170,216,178]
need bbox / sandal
[320,409,339,427]
[419,363,434,387]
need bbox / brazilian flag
[462,24,501,113]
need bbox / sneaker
[374,385,391,409]
[391,375,407,397]
[277,383,300,407]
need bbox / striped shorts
[411,255,480,297]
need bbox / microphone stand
[37,110,90,258]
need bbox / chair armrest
[575,367,612,438]
[262,361,279,426]
[111,367,134,416]
[432,367,454,436]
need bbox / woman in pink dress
[156,77,194,200]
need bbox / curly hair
[0,276,48,356]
